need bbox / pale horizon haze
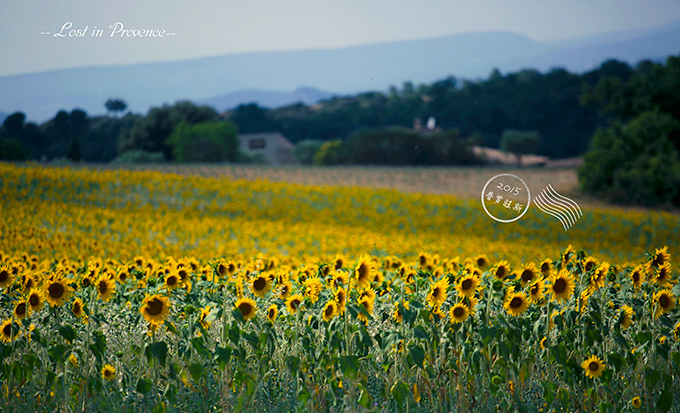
[1,0,680,77]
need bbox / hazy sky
[1,0,680,77]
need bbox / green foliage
[104,98,128,117]
[499,130,541,166]
[0,137,27,160]
[294,139,324,165]
[66,138,82,162]
[167,121,239,163]
[313,140,342,165]
[119,101,218,160]
[112,150,165,164]
[579,111,680,206]
[332,127,479,166]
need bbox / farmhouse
[238,132,294,165]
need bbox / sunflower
[354,256,375,289]
[331,270,349,288]
[492,260,511,280]
[116,268,130,284]
[619,305,634,330]
[357,296,374,323]
[673,321,680,341]
[322,300,337,322]
[44,277,73,307]
[652,263,672,286]
[582,355,605,379]
[449,303,470,324]
[96,275,115,302]
[582,256,599,273]
[632,396,642,409]
[392,301,409,324]
[528,278,546,304]
[334,255,345,271]
[334,287,347,313]
[561,245,575,265]
[418,252,429,268]
[549,269,575,303]
[13,301,29,320]
[72,298,85,318]
[456,274,479,298]
[164,272,181,291]
[474,254,489,270]
[0,318,17,343]
[27,289,44,313]
[427,277,449,307]
[234,297,257,321]
[304,277,323,304]
[278,281,293,300]
[629,265,645,290]
[404,268,417,284]
[21,273,38,292]
[286,294,304,315]
[539,259,553,277]
[653,289,675,318]
[504,291,530,316]
[140,294,171,326]
[0,266,15,288]
[647,246,671,270]
[199,306,212,329]
[101,364,116,381]
[251,274,271,298]
[589,262,609,291]
[68,354,78,367]
[266,304,278,323]
[517,263,539,286]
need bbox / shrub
[294,140,324,165]
[167,121,239,163]
[112,150,165,163]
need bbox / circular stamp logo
[481,173,531,223]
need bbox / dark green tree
[499,130,541,166]
[105,98,128,117]
[579,111,680,206]
[167,121,239,163]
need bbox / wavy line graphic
[533,185,582,231]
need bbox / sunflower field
[1,163,679,412]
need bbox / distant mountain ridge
[1,20,679,122]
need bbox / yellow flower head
[234,297,257,321]
[101,364,116,381]
[140,294,171,326]
[582,355,605,379]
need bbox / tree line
[0,56,678,170]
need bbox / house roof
[238,132,294,150]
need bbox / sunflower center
[659,295,669,308]
[585,262,595,272]
[336,292,345,303]
[167,276,177,285]
[74,302,81,313]
[461,279,473,290]
[521,270,534,282]
[325,305,334,317]
[510,297,523,309]
[652,255,664,267]
[554,278,567,293]
[357,264,368,280]
[15,302,26,316]
[0,270,8,283]
[254,277,267,291]
[218,264,227,276]
[477,258,485,267]
[269,309,275,318]
[432,287,441,298]
[82,278,91,287]
[178,270,187,281]
[335,260,343,270]
[496,267,506,278]
[453,306,465,318]
[98,280,108,294]
[147,298,164,315]
[29,294,40,306]
[588,361,599,371]
[541,263,550,272]
[238,302,253,316]
[290,299,300,310]
[3,323,11,336]
[48,283,65,298]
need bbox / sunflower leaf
[408,344,425,368]
[390,380,410,406]
[58,325,77,342]
[145,341,168,368]
[136,377,152,395]
[188,362,203,383]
